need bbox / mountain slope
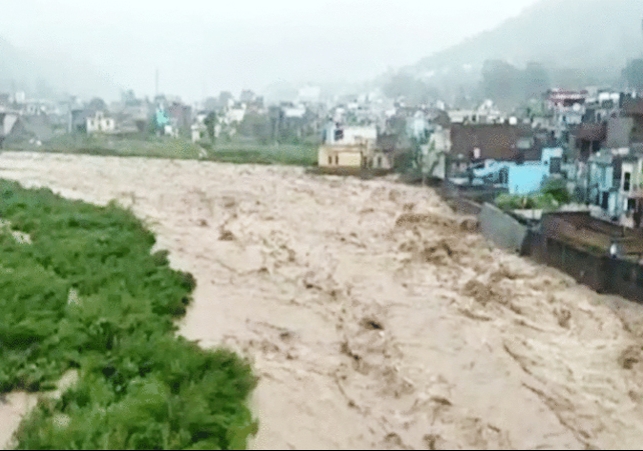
[413,0,643,74]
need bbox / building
[191,123,206,143]
[167,102,193,132]
[318,123,378,169]
[605,116,634,149]
[546,89,588,140]
[622,97,643,144]
[0,112,26,148]
[421,126,451,180]
[368,133,397,170]
[448,123,541,176]
[70,109,90,134]
[239,90,256,104]
[86,111,115,134]
[619,153,643,225]
[583,146,643,227]
[587,150,619,218]
[569,123,607,162]
[226,105,246,124]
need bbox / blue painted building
[507,162,549,195]
[541,147,563,169]
[472,160,549,195]
[588,151,619,218]
[468,147,565,195]
[505,147,565,195]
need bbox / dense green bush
[495,178,572,212]
[495,192,558,211]
[0,180,256,449]
[540,178,571,204]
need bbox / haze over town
[0,0,540,100]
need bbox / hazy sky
[0,0,541,100]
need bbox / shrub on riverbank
[0,180,256,449]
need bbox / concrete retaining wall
[478,203,530,254]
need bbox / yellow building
[318,144,365,168]
[318,123,379,169]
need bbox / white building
[421,126,451,179]
[86,111,115,134]
[324,123,377,147]
[191,123,206,143]
[14,92,26,104]
[226,107,246,124]
[283,105,306,119]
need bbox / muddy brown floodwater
[2,151,643,450]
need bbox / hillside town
[3,83,643,227]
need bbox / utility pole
[155,69,159,99]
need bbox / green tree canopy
[88,97,107,112]
[383,73,439,105]
[522,62,551,100]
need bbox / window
[628,199,636,211]
[377,156,383,168]
[328,156,332,165]
[335,155,339,165]
[624,172,632,192]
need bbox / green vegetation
[0,180,256,449]
[201,142,318,166]
[540,178,572,205]
[10,134,318,167]
[495,178,572,211]
[33,135,204,160]
[382,73,439,105]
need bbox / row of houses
[414,90,643,229]
[313,86,643,231]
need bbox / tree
[622,59,643,91]
[383,73,439,105]
[88,97,107,112]
[521,62,551,100]
[203,112,217,143]
[121,89,138,106]
[541,178,571,204]
[481,60,522,106]
[239,112,272,144]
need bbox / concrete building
[318,123,378,169]
[86,111,115,134]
